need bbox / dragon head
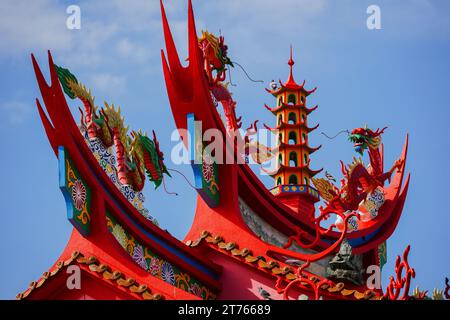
[348,126,387,155]
[198,30,233,72]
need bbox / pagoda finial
[288,45,294,66]
[287,45,296,85]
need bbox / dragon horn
[253,120,259,131]
[152,130,164,157]
[373,126,388,137]
[340,160,348,175]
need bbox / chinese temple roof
[20,0,418,302]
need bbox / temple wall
[238,197,330,277]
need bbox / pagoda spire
[263,46,322,219]
[286,45,296,86]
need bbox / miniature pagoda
[265,47,322,220]
[17,0,449,301]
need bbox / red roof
[264,121,320,133]
[266,46,317,97]
[264,103,318,115]
[262,163,323,177]
[277,142,322,154]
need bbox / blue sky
[1,0,449,299]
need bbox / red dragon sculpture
[312,126,404,232]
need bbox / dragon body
[55,65,114,147]
[198,31,275,165]
[55,65,170,192]
[197,31,243,132]
[313,127,403,231]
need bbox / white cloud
[116,38,152,63]
[224,0,326,16]
[0,0,161,68]
[0,0,71,53]
[82,0,161,31]
[90,73,127,96]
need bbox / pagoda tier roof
[277,142,322,154]
[266,47,317,97]
[264,103,318,115]
[262,163,323,177]
[264,122,319,133]
[186,231,379,300]
[265,79,317,97]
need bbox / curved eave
[265,80,317,97]
[278,142,322,154]
[262,164,323,177]
[16,250,176,300]
[305,104,318,115]
[264,103,318,115]
[305,123,320,133]
[264,122,319,133]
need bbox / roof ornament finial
[287,45,295,85]
[288,44,295,67]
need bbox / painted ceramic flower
[149,258,161,276]
[189,283,203,298]
[161,261,175,285]
[112,224,128,249]
[132,245,148,270]
[71,180,86,211]
[202,154,214,183]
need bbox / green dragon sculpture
[55,64,170,192]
